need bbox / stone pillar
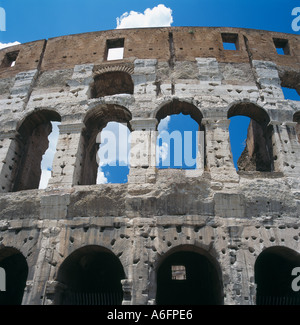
[121,279,133,305]
[252,60,283,101]
[128,118,158,184]
[203,118,239,182]
[0,131,21,193]
[48,122,85,188]
[270,120,300,175]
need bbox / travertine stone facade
[0,27,299,305]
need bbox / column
[203,118,239,182]
[48,122,85,188]
[0,131,21,192]
[270,120,300,176]
[128,118,158,184]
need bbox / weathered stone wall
[0,27,299,305]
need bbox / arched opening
[155,246,223,305]
[90,71,134,98]
[255,247,300,305]
[279,70,300,101]
[81,105,132,185]
[155,100,204,169]
[293,111,300,144]
[39,121,61,189]
[55,245,125,305]
[12,109,61,191]
[96,122,131,184]
[229,116,251,170]
[228,102,273,172]
[0,247,28,305]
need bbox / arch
[293,111,300,143]
[155,99,204,170]
[155,98,203,128]
[227,101,274,172]
[90,71,134,98]
[12,109,61,191]
[54,245,126,305]
[255,246,300,305]
[153,245,223,305]
[0,247,28,305]
[81,104,132,185]
[227,101,270,128]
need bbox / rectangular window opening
[273,38,290,55]
[1,50,19,68]
[106,38,125,61]
[221,33,239,51]
[171,265,186,280]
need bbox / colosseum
[0,26,299,306]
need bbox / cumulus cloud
[0,41,20,50]
[96,169,108,184]
[116,4,173,29]
[157,141,169,163]
[156,116,171,164]
[39,169,52,189]
[158,116,171,132]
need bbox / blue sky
[1,0,299,44]
[0,0,299,185]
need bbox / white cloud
[39,169,52,189]
[107,47,124,61]
[40,122,60,171]
[158,115,171,132]
[157,142,169,162]
[0,41,20,50]
[116,4,173,29]
[96,168,108,184]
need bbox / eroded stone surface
[0,27,299,305]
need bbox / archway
[91,71,134,98]
[81,104,132,185]
[228,102,273,172]
[155,99,204,169]
[0,247,28,305]
[255,246,300,305]
[55,245,125,305]
[293,111,300,143]
[12,109,61,191]
[155,246,223,305]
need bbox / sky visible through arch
[0,0,299,186]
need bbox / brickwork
[0,27,299,305]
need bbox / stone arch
[90,70,134,98]
[12,109,61,191]
[80,104,132,185]
[0,246,28,305]
[227,101,274,172]
[155,98,204,129]
[293,111,300,143]
[151,244,223,305]
[54,245,126,305]
[255,246,300,305]
[154,99,205,169]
